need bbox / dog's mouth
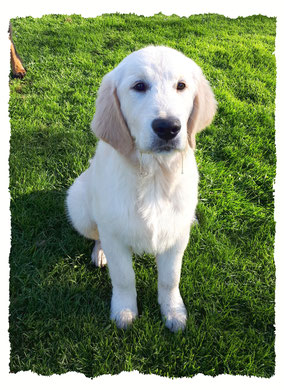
[150,139,181,154]
[138,136,183,155]
[152,145,176,153]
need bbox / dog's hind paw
[91,240,107,267]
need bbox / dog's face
[115,46,199,154]
[92,46,216,157]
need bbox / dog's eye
[133,82,147,92]
[177,82,186,91]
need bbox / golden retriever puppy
[66,46,216,332]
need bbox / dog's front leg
[100,232,138,329]
[156,234,189,332]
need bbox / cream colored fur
[66,46,216,332]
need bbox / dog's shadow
[9,189,114,325]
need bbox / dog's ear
[91,73,134,157]
[187,73,217,150]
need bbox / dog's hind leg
[91,240,107,267]
[66,171,99,241]
[66,171,107,267]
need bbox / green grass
[9,13,276,378]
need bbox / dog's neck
[127,144,190,181]
[99,139,191,181]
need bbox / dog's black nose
[151,117,181,141]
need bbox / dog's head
[91,46,217,158]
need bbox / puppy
[66,46,216,332]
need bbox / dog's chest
[91,146,198,255]
[128,173,194,254]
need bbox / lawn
[9,13,276,378]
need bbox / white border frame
[1,1,283,389]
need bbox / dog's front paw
[111,309,137,329]
[161,302,188,332]
[164,308,187,332]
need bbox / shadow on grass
[9,189,116,372]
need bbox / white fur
[66,46,216,332]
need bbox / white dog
[66,46,216,332]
